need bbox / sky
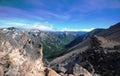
[0,0,120,31]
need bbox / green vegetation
[40,33,77,61]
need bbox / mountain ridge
[50,22,120,76]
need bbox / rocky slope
[50,22,120,76]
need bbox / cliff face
[0,30,59,76]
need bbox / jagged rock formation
[0,30,60,76]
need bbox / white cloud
[2,21,54,31]
[80,28,95,32]
[31,24,54,31]
[61,28,79,31]
[19,24,54,31]
[61,28,94,32]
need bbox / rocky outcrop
[0,31,59,76]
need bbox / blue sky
[0,0,120,31]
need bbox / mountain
[85,28,105,38]
[64,29,105,53]
[50,22,120,76]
